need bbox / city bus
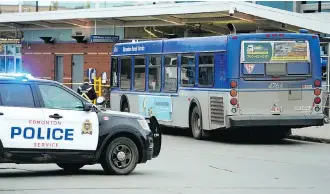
[109,30,324,140]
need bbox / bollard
[327,94,330,118]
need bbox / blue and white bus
[110,30,324,140]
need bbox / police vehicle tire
[190,106,203,140]
[57,163,85,173]
[101,137,139,175]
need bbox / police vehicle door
[36,83,99,151]
[0,83,45,151]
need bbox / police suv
[0,73,161,175]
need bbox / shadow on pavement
[161,126,307,145]
[0,168,146,178]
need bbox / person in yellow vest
[77,77,97,102]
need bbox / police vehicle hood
[103,110,145,120]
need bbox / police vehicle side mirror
[83,102,94,111]
[96,96,105,105]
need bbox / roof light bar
[0,73,34,79]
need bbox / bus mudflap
[147,116,162,158]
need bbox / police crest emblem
[82,119,93,135]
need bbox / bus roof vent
[299,29,309,34]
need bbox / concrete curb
[288,135,330,144]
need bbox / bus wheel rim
[193,112,200,133]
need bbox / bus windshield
[240,40,311,78]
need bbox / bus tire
[190,106,203,140]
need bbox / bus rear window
[266,63,286,76]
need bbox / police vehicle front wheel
[57,163,85,173]
[101,137,139,175]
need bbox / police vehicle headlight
[137,119,151,132]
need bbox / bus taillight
[230,98,238,105]
[314,79,321,87]
[314,97,321,104]
[314,88,321,96]
[230,89,237,97]
[230,80,237,88]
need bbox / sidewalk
[290,125,330,143]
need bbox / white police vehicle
[0,73,161,175]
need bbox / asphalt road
[1,129,330,194]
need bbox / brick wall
[22,43,114,84]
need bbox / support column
[184,29,190,37]
[94,20,97,35]
[293,1,302,13]
[325,43,330,117]
[95,2,100,8]
[18,1,22,13]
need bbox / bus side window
[111,57,118,87]
[181,54,195,87]
[164,55,178,92]
[134,56,146,91]
[198,53,214,87]
[120,56,132,90]
[148,55,162,92]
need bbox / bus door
[238,40,319,115]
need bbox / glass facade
[0,44,22,73]
[256,1,293,11]
[0,1,177,13]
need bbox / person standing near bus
[77,77,97,102]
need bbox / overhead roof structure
[0,1,329,35]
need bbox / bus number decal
[268,83,283,89]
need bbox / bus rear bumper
[228,114,324,128]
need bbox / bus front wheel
[190,106,204,140]
[121,101,129,112]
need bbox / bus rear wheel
[190,106,203,140]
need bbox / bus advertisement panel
[241,41,310,63]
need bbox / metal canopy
[0,1,329,35]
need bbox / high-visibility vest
[81,93,92,103]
